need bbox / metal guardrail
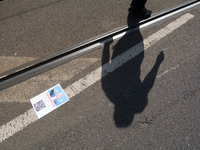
[0,0,200,91]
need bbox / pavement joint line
[0,13,194,143]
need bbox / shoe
[129,7,152,19]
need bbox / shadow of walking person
[101,13,164,128]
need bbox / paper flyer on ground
[30,84,69,119]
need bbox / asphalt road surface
[0,0,200,149]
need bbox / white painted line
[156,64,180,79]
[65,13,194,97]
[0,13,194,143]
[0,56,37,75]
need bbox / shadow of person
[101,13,164,128]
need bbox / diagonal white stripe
[0,13,194,143]
[65,13,194,97]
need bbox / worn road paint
[0,13,194,143]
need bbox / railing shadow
[101,13,164,128]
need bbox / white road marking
[156,64,180,79]
[0,13,194,143]
[0,56,37,74]
[0,58,100,103]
